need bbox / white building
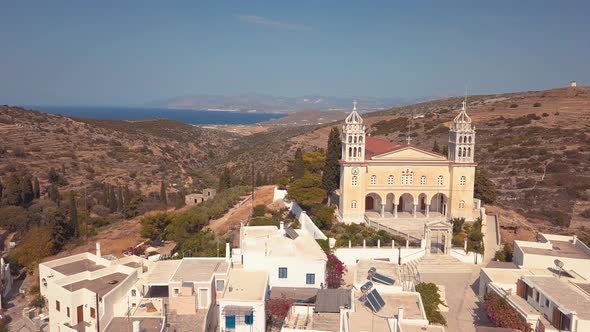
[234,223,327,288]
[219,269,268,332]
[479,233,590,332]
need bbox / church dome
[345,102,363,124]
[453,110,472,124]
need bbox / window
[535,290,540,303]
[131,289,137,297]
[351,200,357,209]
[56,301,60,312]
[42,278,47,287]
[437,175,443,186]
[351,176,358,186]
[278,267,288,279]
[90,307,96,319]
[370,175,376,185]
[216,279,225,292]
[460,176,466,186]
[245,313,254,325]
[306,273,315,285]
[545,299,550,308]
[459,200,465,209]
[225,315,236,329]
[420,176,426,185]
[401,169,413,185]
[387,175,394,185]
[173,288,180,296]
[67,307,70,318]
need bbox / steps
[416,255,475,274]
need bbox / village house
[479,233,590,332]
[185,188,217,206]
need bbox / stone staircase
[399,259,421,291]
[416,255,475,274]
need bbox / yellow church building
[337,102,479,231]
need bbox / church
[337,102,479,227]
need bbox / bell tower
[342,101,366,161]
[448,99,475,163]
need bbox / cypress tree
[69,192,79,238]
[432,140,441,153]
[117,186,124,211]
[102,184,109,207]
[33,177,40,199]
[160,181,168,205]
[20,174,34,206]
[218,168,232,191]
[442,145,448,157]
[291,148,306,179]
[123,186,131,206]
[48,184,61,205]
[109,186,117,212]
[321,127,342,202]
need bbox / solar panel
[372,272,395,286]
[284,227,299,239]
[366,289,386,313]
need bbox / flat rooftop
[526,276,590,319]
[52,259,105,276]
[222,270,267,302]
[347,291,424,331]
[143,260,181,285]
[355,259,399,284]
[62,272,128,296]
[170,258,229,282]
[241,226,327,261]
[105,317,163,332]
[400,323,445,332]
[521,240,590,259]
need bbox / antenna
[406,111,413,145]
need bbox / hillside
[0,106,241,195]
[234,86,590,240]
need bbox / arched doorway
[430,193,448,216]
[418,194,427,213]
[365,196,374,210]
[398,193,414,213]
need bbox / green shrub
[415,283,447,326]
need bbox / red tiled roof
[365,136,401,158]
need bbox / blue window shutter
[245,313,253,325]
[306,273,315,285]
[225,315,236,329]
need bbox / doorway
[365,196,374,210]
[77,305,84,323]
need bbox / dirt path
[207,185,277,235]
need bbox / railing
[365,216,422,243]
[493,214,501,246]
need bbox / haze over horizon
[1,0,589,106]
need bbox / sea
[30,106,286,125]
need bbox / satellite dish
[554,259,564,269]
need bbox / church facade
[338,102,478,224]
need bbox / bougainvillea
[325,253,346,288]
[266,296,293,326]
[484,292,532,332]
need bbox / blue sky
[1,1,589,106]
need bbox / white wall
[219,301,265,332]
[333,246,425,266]
[243,254,325,288]
[274,187,328,240]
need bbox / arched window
[388,175,394,185]
[468,136,472,143]
[359,136,363,143]
[402,169,413,185]
[354,135,357,144]
[459,136,463,143]
[458,147,463,157]
[437,175,443,186]
[348,136,352,144]
[351,176,358,186]
[467,147,471,157]
[348,147,352,158]
[460,176,466,186]
[351,200,357,209]
[459,200,465,209]
[420,175,426,185]
[353,147,357,158]
[370,175,377,185]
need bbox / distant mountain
[148,93,422,113]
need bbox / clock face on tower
[352,167,359,175]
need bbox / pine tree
[321,128,342,201]
[48,184,61,205]
[432,140,441,153]
[109,186,117,212]
[20,174,34,206]
[48,167,60,184]
[33,177,40,199]
[69,192,79,238]
[160,181,168,205]
[3,175,22,206]
[47,207,71,252]
[291,148,306,179]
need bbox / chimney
[96,242,101,258]
[279,221,284,232]
[132,320,140,332]
[573,235,578,244]
[225,242,231,262]
[397,307,404,321]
